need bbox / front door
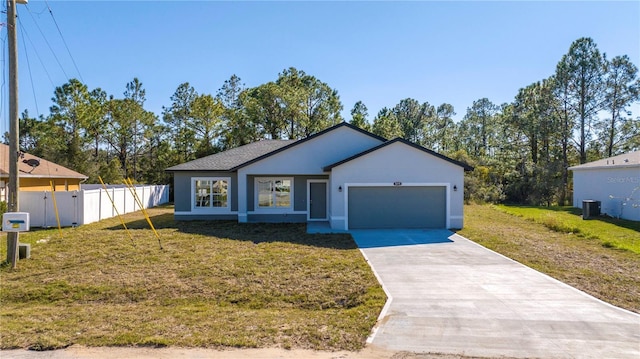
[308,181,327,220]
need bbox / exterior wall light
[338,186,343,192]
[453,185,458,192]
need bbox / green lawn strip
[493,205,640,254]
[0,207,386,350]
[0,303,378,350]
[458,204,640,313]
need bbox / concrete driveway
[350,229,640,359]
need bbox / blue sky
[2,0,639,131]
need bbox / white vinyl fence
[19,184,170,228]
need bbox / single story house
[166,122,473,230]
[569,151,639,221]
[0,144,88,202]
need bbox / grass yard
[494,205,640,254]
[0,206,386,351]
[459,204,640,313]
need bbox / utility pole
[6,0,28,268]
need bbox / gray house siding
[247,175,255,212]
[230,173,239,211]
[173,171,238,213]
[247,214,307,223]
[245,174,328,222]
[173,172,192,212]
[245,175,328,212]
[294,175,329,211]
[174,214,238,221]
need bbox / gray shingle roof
[165,140,296,171]
[569,151,640,170]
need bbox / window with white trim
[193,178,229,209]
[256,178,292,209]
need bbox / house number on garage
[393,182,402,186]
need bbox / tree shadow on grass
[105,213,357,250]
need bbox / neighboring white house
[166,122,473,230]
[569,151,640,221]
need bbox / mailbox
[3,212,30,232]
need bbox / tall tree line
[348,38,639,205]
[10,67,343,184]
[8,39,639,206]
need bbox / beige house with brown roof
[0,144,88,202]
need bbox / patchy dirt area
[0,346,521,359]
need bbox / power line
[23,3,70,81]
[43,0,83,82]
[19,19,39,117]
[18,20,55,88]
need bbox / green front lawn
[0,206,386,350]
[494,205,640,254]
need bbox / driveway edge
[358,248,393,344]
[451,232,640,318]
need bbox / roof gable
[569,151,640,171]
[0,144,88,179]
[166,122,387,172]
[230,122,386,171]
[323,137,474,172]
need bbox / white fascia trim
[343,182,453,230]
[569,164,640,171]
